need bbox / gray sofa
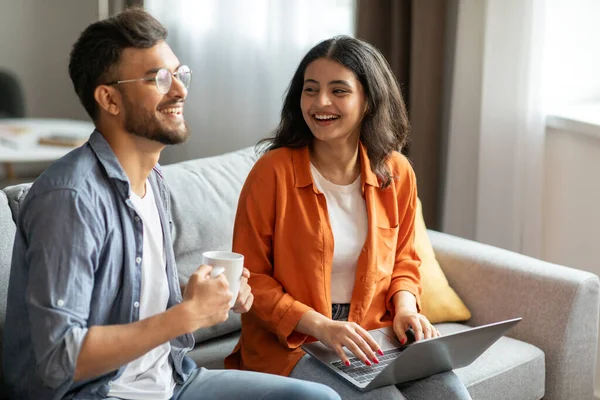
[0,146,599,399]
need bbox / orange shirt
[224,143,421,376]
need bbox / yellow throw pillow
[415,198,471,323]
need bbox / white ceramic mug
[202,251,244,307]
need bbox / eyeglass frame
[104,65,192,94]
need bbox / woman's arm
[387,156,440,343]
[385,156,422,313]
[232,163,312,348]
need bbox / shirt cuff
[39,326,88,389]
[275,300,313,348]
[386,281,422,315]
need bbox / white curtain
[144,0,355,164]
[443,0,547,257]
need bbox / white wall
[544,128,600,271]
[0,0,99,181]
[543,125,600,397]
[0,0,98,120]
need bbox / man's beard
[122,95,189,145]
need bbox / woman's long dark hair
[259,36,410,188]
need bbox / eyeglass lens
[156,66,192,94]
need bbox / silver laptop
[301,317,522,392]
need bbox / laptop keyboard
[330,347,405,384]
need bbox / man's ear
[94,85,121,116]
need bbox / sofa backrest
[162,147,258,343]
[162,146,258,281]
[0,189,17,381]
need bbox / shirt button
[360,276,366,283]
[362,247,367,253]
[136,257,142,264]
[57,299,65,307]
[134,216,140,222]
[134,301,140,308]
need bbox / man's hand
[232,268,253,313]
[181,264,233,332]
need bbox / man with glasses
[1,7,340,400]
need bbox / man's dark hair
[68,7,167,120]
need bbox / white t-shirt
[108,180,175,400]
[310,164,369,304]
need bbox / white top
[108,180,175,400]
[310,163,368,304]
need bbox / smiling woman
[301,59,368,160]
[225,36,472,400]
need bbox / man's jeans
[174,368,339,400]
[107,367,340,400]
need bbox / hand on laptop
[317,320,383,367]
[296,310,383,367]
[393,307,441,344]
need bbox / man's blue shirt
[2,130,195,399]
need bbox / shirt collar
[88,130,166,201]
[88,130,130,183]
[292,141,379,191]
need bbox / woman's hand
[392,291,440,344]
[319,320,383,366]
[393,307,440,344]
[232,268,254,314]
[296,310,382,366]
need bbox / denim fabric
[167,367,340,400]
[1,130,195,400]
[331,304,350,321]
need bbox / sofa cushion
[162,147,257,281]
[187,330,241,369]
[0,190,17,380]
[3,183,31,223]
[192,310,240,344]
[415,199,471,323]
[162,147,257,343]
[439,323,545,400]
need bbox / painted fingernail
[365,360,372,366]
[378,349,384,356]
[400,338,406,345]
[345,360,351,367]
[372,357,379,364]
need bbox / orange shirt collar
[291,142,379,190]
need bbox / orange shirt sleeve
[232,157,313,348]
[385,155,422,313]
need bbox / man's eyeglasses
[105,65,192,94]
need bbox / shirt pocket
[376,224,399,280]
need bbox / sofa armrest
[428,229,599,400]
